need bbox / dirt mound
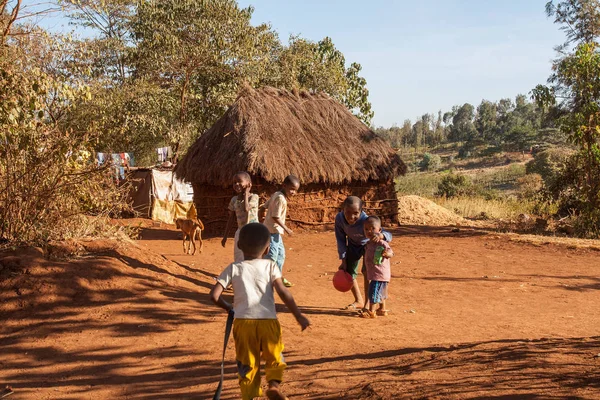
[397,195,465,226]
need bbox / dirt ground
[1,223,600,399]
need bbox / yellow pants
[233,319,286,400]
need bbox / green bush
[436,174,473,198]
[458,146,472,159]
[419,153,442,171]
[525,147,575,193]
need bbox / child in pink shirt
[361,216,394,318]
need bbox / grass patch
[396,172,443,197]
[467,164,527,192]
[434,196,536,220]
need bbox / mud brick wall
[193,179,398,236]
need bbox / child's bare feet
[266,384,288,400]
[376,309,389,316]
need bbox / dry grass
[434,196,536,220]
[502,232,600,251]
[176,85,406,185]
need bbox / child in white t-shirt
[261,175,300,287]
[210,223,310,400]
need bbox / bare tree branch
[1,0,9,16]
[2,0,22,38]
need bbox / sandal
[376,309,389,316]
[360,310,376,319]
[342,303,360,311]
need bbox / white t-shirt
[263,191,287,235]
[216,259,282,319]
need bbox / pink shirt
[364,239,392,282]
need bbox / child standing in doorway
[261,175,300,288]
[222,172,260,262]
[335,196,392,313]
[361,216,394,318]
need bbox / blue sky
[238,0,564,127]
[33,0,565,127]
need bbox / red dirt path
[1,224,599,399]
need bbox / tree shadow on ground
[291,336,600,399]
[390,225,492,238]
[0,245,236,399]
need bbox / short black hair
[234,171,251,182]
[283,174,300,186]
[342,196,363,210]
[238,223,270,254]
[365,215,381,226]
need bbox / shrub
[0,41,131,245]
[419,153,442,171]
[525,147,575,193]
[436,174,473,198]
[458,146,472,159]
[517,173,543,199]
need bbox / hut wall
[193,179,398,236]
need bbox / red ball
[332,269,354,292]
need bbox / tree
[533,0,600,235]
[63,0,134,84]
[130,0,281,161]
[449,103,476,143]
[1,25,127,244]
[545,0,600,49]
[277,36,373,124]
[475,100,498,143]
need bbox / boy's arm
[210,283,233,312]
[381,229,392,243]
[383,241,394,258]
[243,187,251,212]
[221,211,235,247]
[258,199,267,222]
[273,279,310,330]
[272,216,293,235]
[334,214,348,264]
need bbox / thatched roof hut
[176,86,406,233]
[175,86,406,186]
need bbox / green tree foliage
[63,0,374,162]
[1,26,128,244]
[545,0,600,49]
[532,0,600,235]
[419,153,441,172]
[449,103,476,143]
[375,94,560,153]
[526,147,576,195]
[436,174,473,198]
[277,36,373,124]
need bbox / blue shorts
[267,233,285,271]
[368,281,388,304]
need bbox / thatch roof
[175,86,406,186]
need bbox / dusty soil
[1,223,599,399]
[397,196,466,226]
